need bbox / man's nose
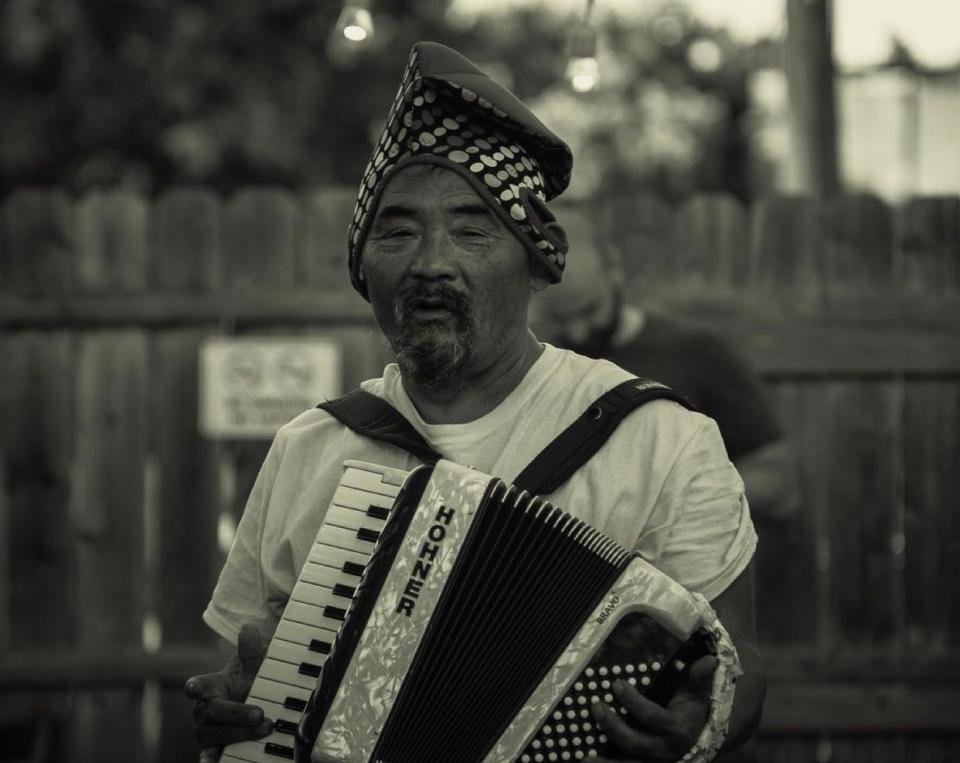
[409,228,457,279]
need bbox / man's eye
[458,228,489,240]
[382,229,414,240]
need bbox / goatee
[392,283,475,390]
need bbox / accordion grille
[369,479,631,761]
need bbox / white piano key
[266,639,328,672]
[341,463,406,494]
[322,499,388,533]
[224,739,294,762]
[330,483,395,512]
[254,729,300,753]
[282,601,348,633]
[272,619,336,650]
[289,580,351,609]
[310,525,379,556]
[240,697,304,727]
[248,676,313,708]
[307,544,371,576]
[221,748,262,763]
[257,656,320,691]
[297,561,353,591]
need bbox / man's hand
[184,624,274,763]
[590,654,717,762]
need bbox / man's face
[543,280,620,358]
[360,165,533,389]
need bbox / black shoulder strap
[318,378,693,494]
[317,390,442,464]
[512,378,694,496]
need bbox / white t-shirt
[203,344,756,645]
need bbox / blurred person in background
[185,42,765,763]
[537,205,800,522]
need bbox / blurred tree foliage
[1,0,764,201]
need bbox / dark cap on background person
[347,41,574,299]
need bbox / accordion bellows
[297,460,739,763]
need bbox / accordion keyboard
[221,461,407,763]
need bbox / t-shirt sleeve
[202,433,287,646]
[692,332,782,461]
[640,417,757,601]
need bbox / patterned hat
[348,41,574,299]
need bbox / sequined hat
[348,41,574,299]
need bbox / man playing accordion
[186,42,766,763]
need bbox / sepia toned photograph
[1,1,958,762]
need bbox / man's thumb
[686,655,718,696]
[237,623,266,675]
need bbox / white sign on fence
[199,337,342,439]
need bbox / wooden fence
[0,187,958,762]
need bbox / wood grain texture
[152,188,222,291]
[675,193,749,289]
[299,186,357,290]
[824,381,903,652]
[599,192,678,298]
[72,330,148,762]
[899,196,960,294]
[0,333,75,650]
[754,382,821,648]
[1,189,74,294]
[222,188,299,290]
[74,190,149,291]
[748,194,824,308]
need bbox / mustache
[394,282,471,321]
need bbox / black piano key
[332,583,356,599]
[356,527,381,543]
[273,719,298,736]
[323,605,347,621]
[298,661,322,678]
[283,696,307,712]
[366,504,390,520]
[308,639,331,655]
[341,561,365,577]
[264,742,295,759]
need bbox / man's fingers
[185,672,226,701]
[193,697,266,727]
[685,654,718,695]
[237,624,266,676]
[196,718,274,749]
[610,681,676,732]
[590,699,670,759]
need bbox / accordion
[289,459,740,763]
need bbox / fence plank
[599,193,677,297]
[72,331,148,762]
[73,189,150,763]
[903,382,960,652]
[1,189,73,293]
[755,382,821,649]
[822,194,894,296]
[899,196,960,294]
[824,381,903,652]
[153,189,222,291]
[675,193,749,289]
[151,190,225,763]
[299,187,356,290]
[74,190,149,291]
[222,188,299,290]
[0,332,74,650]
[748,195,824,307]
